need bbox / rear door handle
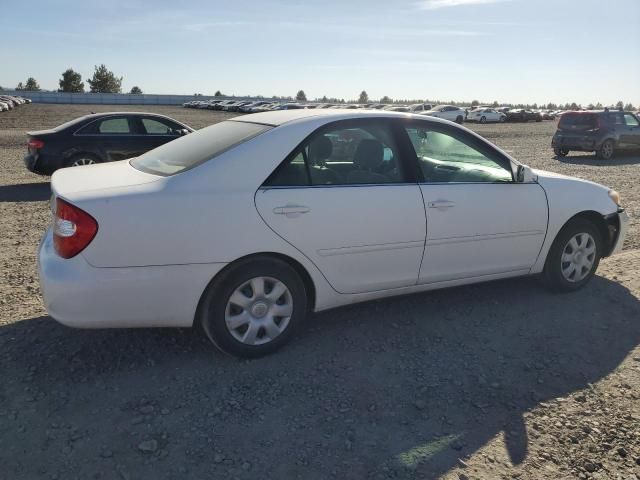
[273,205,310,217]
[428,200,456,209]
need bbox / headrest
[308,136,333,165]
[353,139,384,170]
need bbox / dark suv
[552,110,640,160]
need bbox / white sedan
[39,109,629,357]
[420,105,467,123]
[467,108,506,123]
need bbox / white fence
[0,90,243,105]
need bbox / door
[255,119,426,294]
[83,116,144,161]
[402,122,548,284]
[620,113,640,149]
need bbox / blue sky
[2,0,639,105]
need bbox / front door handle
[428,200,456,209]
[273,205,310,217]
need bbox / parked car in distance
[466,108,506,123]
[506,109,542,122]
[38,109,627,358]
[409,104,434,112]
[384,105,411,112]
[240,101,271,113]
[25,112,194,175]
[552,110,640,160]
[420,105,466,123]
[0,96,16,109]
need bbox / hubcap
[72,158,96,166]
[561,233,596,283]
[224,276,293,346]
[603,142,613,158]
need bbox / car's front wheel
[542,218,602,292]
[554,147,569,157]
[596,139,615,160]
[480,116,487,124]
[199,257,307,357]
[455,115,464,124]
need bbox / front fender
[530,170,618,273]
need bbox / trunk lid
[51,159,162,199]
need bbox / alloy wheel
[72,158,97,166]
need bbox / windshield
[131,121,272,176]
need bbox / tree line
[5,77,636,111]
[13,65,142,94]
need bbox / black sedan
[25,112,193,175]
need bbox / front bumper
[38,229,227,329]
[608,209,629,256]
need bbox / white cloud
[418,0,509,10]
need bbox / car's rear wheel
[554,147,569,157]
[67,153,100,167]
[596,140,614,160]
[542,218,602,292]
[499,116,506,123]
[455,115,464,124]
[199,257,307,358]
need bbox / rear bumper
[552,135,599,151]
[38,229,227,329]
[24,152,57,175]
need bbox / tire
[553,147,569,157]
[542,218,602,292]
[596,139,614,160]
[499,116,506,123]
[480,116,486,124]
[67,153,101,168]
[199,256,308,358]
[455,115,464,124]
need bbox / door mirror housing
[515,164,535,183]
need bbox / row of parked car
[0,94,31,111]
[183,99,567,124]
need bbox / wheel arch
[194,251,317,326]
[560,210,613,257]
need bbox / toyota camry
[38,109,629,357]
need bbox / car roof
[232,108,456,127]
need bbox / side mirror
[516,164,535,183]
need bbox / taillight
[28,138,44,149]
[53,198,98,259]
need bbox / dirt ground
[0,104,638,480]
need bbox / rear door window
[98,118,131,134]
[264,120,405,186]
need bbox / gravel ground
[0,104,638,480]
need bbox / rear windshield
[131,121,272,176]
[559,114,597,129]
